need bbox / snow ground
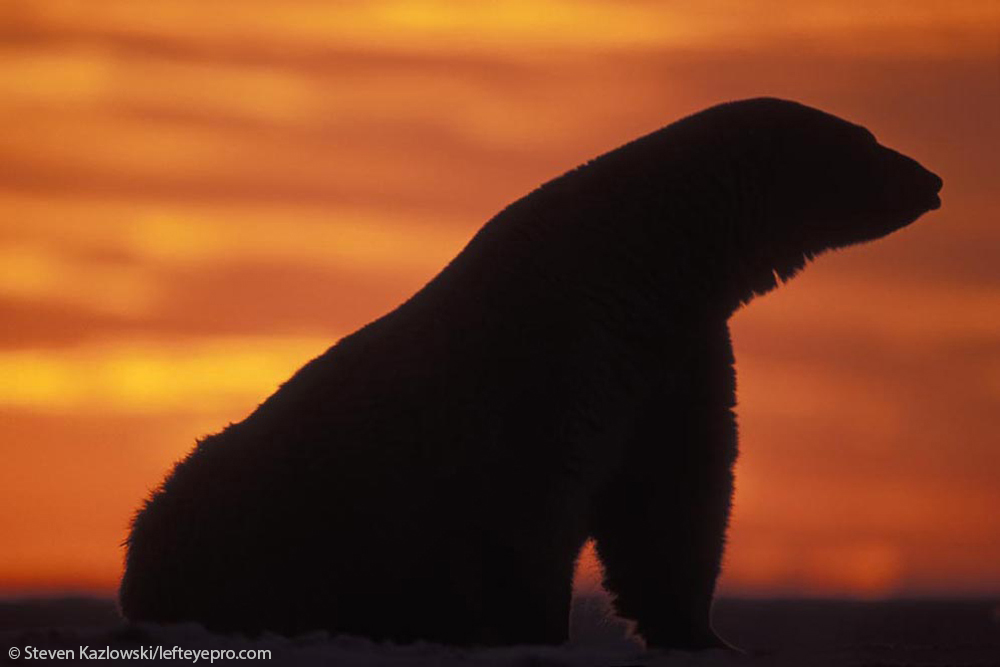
[2,596,997,666]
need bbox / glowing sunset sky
[1,1,998,598]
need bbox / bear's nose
[923,168,943,210]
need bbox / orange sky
[1,1,998,599]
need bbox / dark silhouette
[120,98,943,648]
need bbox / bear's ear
[855,125,877,144]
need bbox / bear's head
[739,99,941,279]
[635,98,944,304]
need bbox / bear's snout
[878,146,943,214]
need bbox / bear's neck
[417,190,751,347]
[429,172,790,333]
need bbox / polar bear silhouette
[120,98,942,648]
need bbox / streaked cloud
[6,1,997,57]
[0,336,330,414]
[1,0,997,597]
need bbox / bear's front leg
[589,324,738,650]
